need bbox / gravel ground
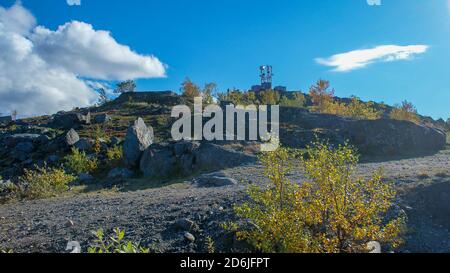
[1,149,449,253]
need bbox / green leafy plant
[88,228,150,253]
[106,145,123,161]
[64,147,98,175]
[231,142,404,253]
[19,166,75,200]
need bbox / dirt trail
[1,150,449,253]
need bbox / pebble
[184,232,195,243]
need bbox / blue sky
[0,0,449,119]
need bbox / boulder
[52,112,91,129]
[94,113,112,124]
[341,119,447,156]
[280,108,447,157]
[175,218,199,232]
[123,118,153,167]
[139,142,255,179]
[107,168,134,179]
[193,143,255,171]
[5,134,41,147]
[11,142,34,161]
[65,129,80,146]
[74,138,93,152]
[110,136,122,146]
[140,145,176,178]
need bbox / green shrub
[280,93,306,108]
[106,145,123,161]
[390,101,420,123]
[64,147,98,175]
[88,228,150,253]
[19,167,75,200]
[231,142,404,253]
[341,96,381,120]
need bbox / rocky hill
[0,91,448,253]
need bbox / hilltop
[0,90,449,253]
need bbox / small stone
[175,218,199,231]
[65,220,75,227]
[183,232,195,243]
[367,241,381,253]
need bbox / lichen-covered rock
[65,129,80,146]
[123,118,153,167]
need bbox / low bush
[19,166,75,200]
[231,142,404,253]
[390,101,420,123]
[64,147,98,175]
[88,228,150,253]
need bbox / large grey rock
[11,142,34,161]
[5,134,41,147]
[140,142,255,179]
[94,113,112,124]
[280,108,447,157]
[123,118,153,167]
[341,119,447,156]
[140,145,176,178]
[65,129,80,146]
[74,138,93,152]
[52,112,91,129]
[193,143,255,171]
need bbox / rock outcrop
[123,118,154,167]
[280,107,447,157]
[139,141,255,179]
[51,112,91,129]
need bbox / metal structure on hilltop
[259,65,273,90]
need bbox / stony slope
[1,148,449,253]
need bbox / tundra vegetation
[229,142,405,253]
[390,100,420,123]
[88,228,150,253]
[64,147,98,175]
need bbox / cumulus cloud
[32,21,166,80]
[0,3,166,117]
[67,0,81,6]
[316,45,429,72]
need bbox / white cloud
[67,0,81,6]
[0,3,166,117]
[316,45,429,72]
[32,21,166,80]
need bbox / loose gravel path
[1,150,449,253]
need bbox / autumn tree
[390,100,420,123]
[181,77,200,99]
[202,82,218,104]
[309,80,335,113]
